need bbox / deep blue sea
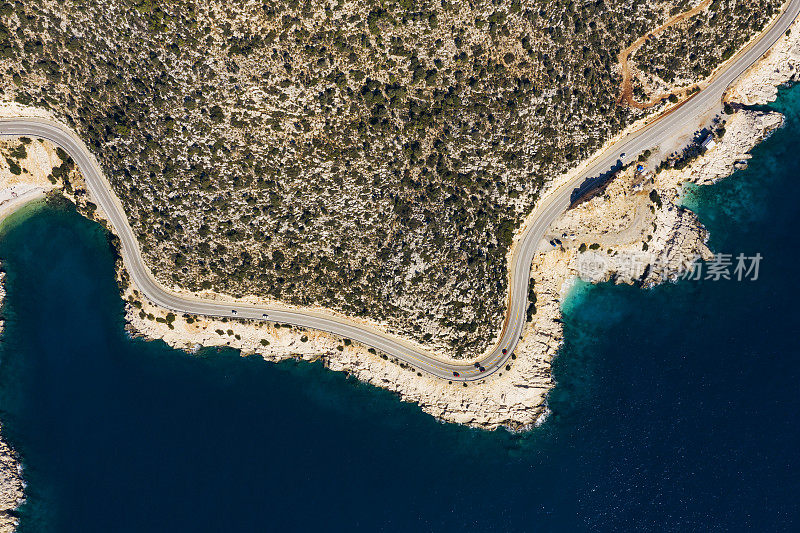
[1,85,800,532]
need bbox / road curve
[1,1,798,382]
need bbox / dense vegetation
[0,0,780,356]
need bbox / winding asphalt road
[1,1,798,381]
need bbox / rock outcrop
[728,21,800,106]
[0,428,23,533]
[0,269,24,533]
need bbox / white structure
[701,135,717,151]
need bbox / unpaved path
[618,0,712,109]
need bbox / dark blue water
[1,86,800,532]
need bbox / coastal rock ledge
[0,431,23,533]
[0,269,24,533]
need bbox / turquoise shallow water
[0,84,799,531]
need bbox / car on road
[231,309,237,315]
[479,366,485,372]
[452,371,460,377]
[474,362,481,368]
[262,313,268,318]
[502,348,507,355]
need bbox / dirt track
[618,0,712,109]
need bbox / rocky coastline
[0,267,25,533]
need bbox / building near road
[701,135,717,151]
